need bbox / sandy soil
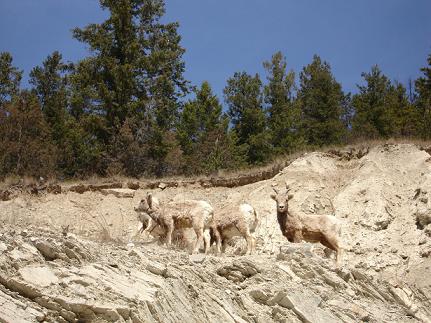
[0,143,430,322]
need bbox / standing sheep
[270,184,343,265]
[210,203,259,255]
[134,193,214,254]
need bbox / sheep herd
[134,184,343,265]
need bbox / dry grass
[0,175,38,190]
[2,138,431,190]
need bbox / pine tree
[386,82,420,137]
[178,81,246,174]
[71,0,188,176]
[351,65,418,139]
[351,65,392,138]
[178,82,222,155]
[263,51,303,153]
[224,72,271,164]
[29,52,71,143]
[298,55,347,147]
[0,91,56,177]
[0,52,22,107]
[29,52,70,124]
[72,0,188,130]
[416,54,431,139]
[29,52,108,177]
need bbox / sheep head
[134,193,159,221]
[270,183,293,214]
[135,193,153,213]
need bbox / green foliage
[29,51,70,125]
[71,0,188,176]
[178,82,222,154]
[178,82,246,174]
[72,0,188,131]
[298,55,347,147]
[29,52,106,177]
[263,51,304,153]
[59,115,107,177]
[0,91,56,178]
[224,72,272,164]
[351,66,419,139]
[415,55,431,139]
[0,52,22,106]
[2,7,431,179]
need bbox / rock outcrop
[1,143,431,322]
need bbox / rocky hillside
[0,143,430,322]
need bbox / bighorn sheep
[134,193,214,254]
[270,184,343,265]
[135,196,160,235]
[210,203,259,255]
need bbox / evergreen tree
[351,65,419,139]
[0,91,56,177]
[416,54,431,139]
[29,51,71,137]
[178,81,246,174]
[29,52,107,177]
[0,52,22,107]
[178,81,222,155]
[72,0,188,176]
[387,82,420,137]
[351,65,392,138]
[224,72,271,164]
[72,0,188,130]
[298,55,347,146]
[263,51,303,153]
[29,52,70,117]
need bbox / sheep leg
[193,229,204,254]
[213,228,222,254]
[245,234,253,255]
[322,237,343,267]
[165,224,174,248]
[203,229,211,254]
[292,230,303,243]
[221,239,228,253]
[243,227,254,255]
[251,234,256,254]
[139,223,145,234]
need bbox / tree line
[1,0,430,179]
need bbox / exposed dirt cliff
[0,143,430,322]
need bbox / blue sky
[1,0,430,99]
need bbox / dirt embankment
[0,143,431,322]
[0,161,293,201]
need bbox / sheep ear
[288,194,294,200]
[270,194,277,200]
[146,193,153,208]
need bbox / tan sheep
[210,203,259,255]
[134,193,214,254]
[270,184,343,265]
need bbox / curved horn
[146,192,153,208]
[285,182,291,192]
[272,186,279,194]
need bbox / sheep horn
[285,182,291,192]
[272,187,279,194]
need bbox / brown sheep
[134,193,213,254]
[270,184,343,265]
[210,203,259,255]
